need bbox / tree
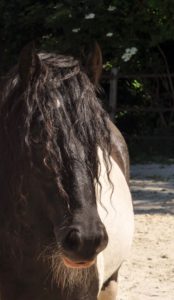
[1,0,174,74]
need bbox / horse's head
[38,136,108,268]
[0,43,110,270]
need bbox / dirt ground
[118,164,174,300]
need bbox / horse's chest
[96,150,134,288]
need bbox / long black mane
[0,52,111,213]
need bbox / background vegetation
[1,0,174,160]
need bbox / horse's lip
[62,256,95,269]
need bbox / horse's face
[30,135,108,269]
[4,45,110,270]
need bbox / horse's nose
[62,223,108,261]
[63,228,82,251]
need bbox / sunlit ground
[118,164,174,300]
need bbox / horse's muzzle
[62,256,95,269]
[61,223,108,263]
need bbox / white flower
[72,28,80,33]
[121,53,131,62]
[125,47,138,55]
[130,47,138,55]
[121,47,138,62]
[106,32,113,37]
[85,13,95,19]
[107,5,116,11]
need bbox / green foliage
[0,0,174,159]
[1,0,174,74]
[131,80,143,92]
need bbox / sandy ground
[118,164,174,300]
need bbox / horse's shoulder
[107,119,130,183]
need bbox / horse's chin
[50,250,93,289]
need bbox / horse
[0,43,134,300]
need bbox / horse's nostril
[62,223,108,260]
[63,229,81,250]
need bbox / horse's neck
[96,147,134,284]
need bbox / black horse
[0,43,134,300]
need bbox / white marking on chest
[98,280,117,300]
[96,147,134,288]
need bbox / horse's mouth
[62,256,95,269]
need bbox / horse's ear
[19,42,41,87]
[83,42,103,85]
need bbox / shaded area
[130,164,174,215]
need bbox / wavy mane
[0,53,111,217]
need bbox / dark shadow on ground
[130,176,174,215]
